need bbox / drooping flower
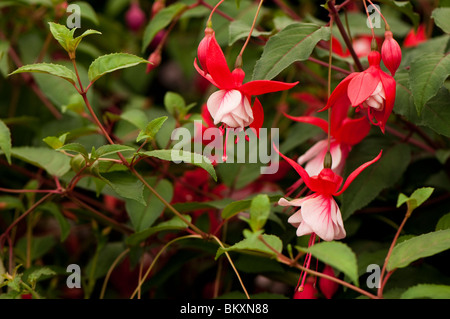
[284,95,370,176]
[194,27,298,132]
[276,145,382,241]
[322,51,396,133]
[381,31,402,76]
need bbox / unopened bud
[126,2,146,32]
[146,51,162,73]
[381,31,402,76]
[319,265,339,299]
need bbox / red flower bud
[319,265,339,299]
[146,51,162,73]
[126,2,146,32]
[381,31,402,76]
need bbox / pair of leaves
[9,23,150,88]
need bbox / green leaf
[228,20,272,46]
[94,144,135,158]
[57,143,89,158]
[39,202,71,242]
[48,22,76,53]
[139,149,217,181]
[26,267,56,285]
[163,91,195,119]
[215,232,283,260]
[340,143,411,220]
[306,241,359,286]
[394,70,450,137]
[396,187,434,211]
[0,196,24,211]
[409,53,450,115]
[136,116,168,143]
[431,8,450,34]
[436,213,450,231]
[101,171,145,205]
[0,119,12,164]
[141,2,188,52]
[380,0,420,29]
[15,235,57,262]
[125,178,173,232]
[9,63,77,84]
[88,53,150,84]
[221,195,282,220]
[252,23,330,80]
[48,22,101,56]
[72,29,102,49]
[387,229,450,271]
[126,214,191,246]
[401,284,450,299]
[120,108,149,130]
[72,1,100,25]
[0,258,4,286]
[172,198,233,213]
[8,147,71,177]
[0,40,10,77]
[249,194,271,232]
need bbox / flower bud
[381,31,402,76]
[319,265,339,299]
[125,2,146,32]
[146,51,162,73]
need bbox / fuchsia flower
[194,27,298,132]
[276,146,382,241]
[322,51,396,133]
[284,95,370,176]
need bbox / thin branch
[328,0,364,72]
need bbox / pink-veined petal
[283,114,329,133]
[278,196,309,207]
[335,150,383,196]
[298,139,328,165]
[207,90,242,125]
[240,80,298,96]
[296,220,315,237]
[300,194,344,241]
[347,70,379,106]
[287,210,303,228]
